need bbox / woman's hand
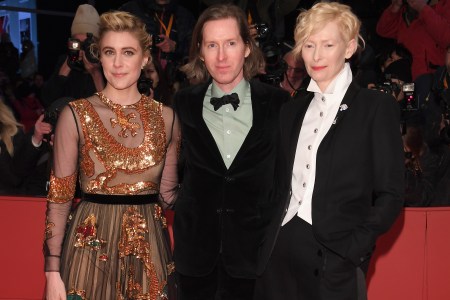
[45,272,66,300]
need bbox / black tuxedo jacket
[258,82,405,274]
[173,79,289,278]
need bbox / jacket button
[224,176,234,182]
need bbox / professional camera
[373,76,418,111]
[258,41,287,86]
[42,97,74,141]
[437,87,450,143]
[254,23,270,41]
[373,81,401,95]
[67,32,98,71]
[137,76,153,96]
[400,83,418,111]
[152,35,164,46]
[151,35,164,53]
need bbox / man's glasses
[285,65,305,73]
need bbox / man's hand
[248,24,259,40]
[156,35,176,53]
[58,57,72,77]
[391,0,404,12]
[407,0,428,12]
[81,50,105,92]
[81,50,101,75]
[32,114,52,145]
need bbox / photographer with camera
[120,0,195,89]
[424,44,450,205]
[376,0,450,80]
[381,58,414,104]
[279,50,309,98]
[141,53,175,106]
[0,96,52,195]
[41,4,105,108]
[203,0,300,43]
[432,45,450,142]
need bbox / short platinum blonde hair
[292,2,364,58]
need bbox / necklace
[96,92,141,138]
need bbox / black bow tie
[210,93,240,111]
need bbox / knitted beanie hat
[71,4,100,38]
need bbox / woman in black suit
[255,2,405,300]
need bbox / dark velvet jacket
[173,79,289,278]
[258,82,405,274]
[0,129,44,194]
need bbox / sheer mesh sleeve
[43,105,80,272]
[159,106,180,209]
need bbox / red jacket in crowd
[376,0,450,80]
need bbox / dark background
[35,0,208,78]
[35,0,390,79]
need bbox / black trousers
[254,216,368,300]
[176,257,255,300]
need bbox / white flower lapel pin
[339,104,348,111]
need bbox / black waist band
[83,193,159,205]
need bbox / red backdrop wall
[1,196,449,299]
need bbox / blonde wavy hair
[90,11,152,65]
[292,2,364,58]
[0,97,22,156]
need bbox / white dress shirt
[282,63,353,226]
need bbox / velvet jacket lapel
[228,80,268,170]
[187,82,228,170]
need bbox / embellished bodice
[69,93,167,195]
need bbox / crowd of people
[0,0,449,299]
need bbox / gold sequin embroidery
[67,289,87,300]
[117,207,167,299]
[167,262,175,276]
[47,171,77,203]
[69,95,166,195]
[74,214,106,251]
[97,92,141,138]
[44,219,55,240]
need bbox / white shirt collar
[307,62,353,95]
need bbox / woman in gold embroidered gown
[44,11,180,300]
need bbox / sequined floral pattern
[74,214,106,251]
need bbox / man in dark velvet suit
[255,2,405,300]
[173,3,289,300]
